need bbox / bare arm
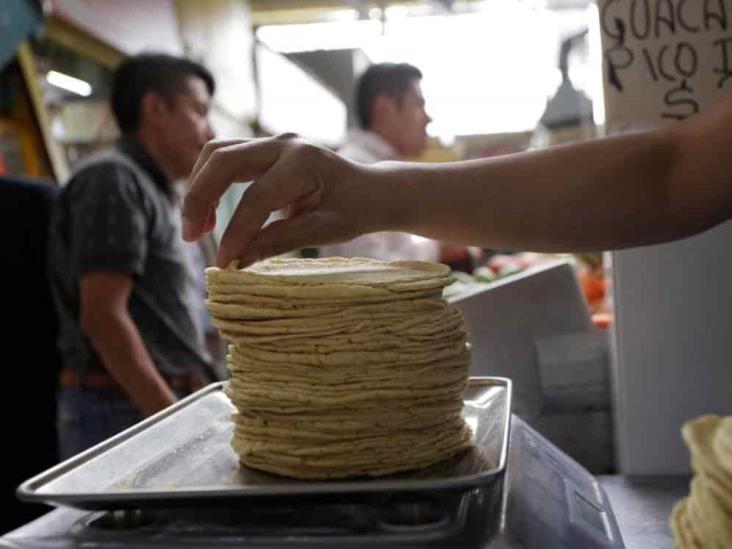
[80,272,176,416]
[182,93,732,267]
[390,93,732,252]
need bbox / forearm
[82,311,177,416]
[375,128,686,252]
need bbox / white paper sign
[599,0,732,132]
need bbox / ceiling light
[46,70,92,97]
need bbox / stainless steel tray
[18,377,511,510]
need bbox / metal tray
[18,377,511,510]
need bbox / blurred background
[0,0,609,317]
[5,3,732,543]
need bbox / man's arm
[182,93,732,267]
[80,272,176,416]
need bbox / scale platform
[6,414,623,547]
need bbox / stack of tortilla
[671,415,732,548]
[205,257,472,479]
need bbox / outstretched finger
[183,138,286,241]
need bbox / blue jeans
[56,386,143,461]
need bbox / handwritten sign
[599,0,732,132]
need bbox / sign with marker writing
[599,0,732,132]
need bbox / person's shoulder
[66,149,139,191]
[62,159,144,211]
[337,129,397,164]
[337,143,377,164]
[338,139,381,164]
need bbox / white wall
[611,222,732,474]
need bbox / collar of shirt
[339,129,400,163]
[116,136,172,195]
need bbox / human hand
[182,134,396,267]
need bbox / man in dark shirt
[48,53,216,459]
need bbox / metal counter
[599,475,690,549]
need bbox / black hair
[356,62,422,129]
[111,53,215,133]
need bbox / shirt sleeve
[68,162,149,276]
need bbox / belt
[60,366,204,392]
